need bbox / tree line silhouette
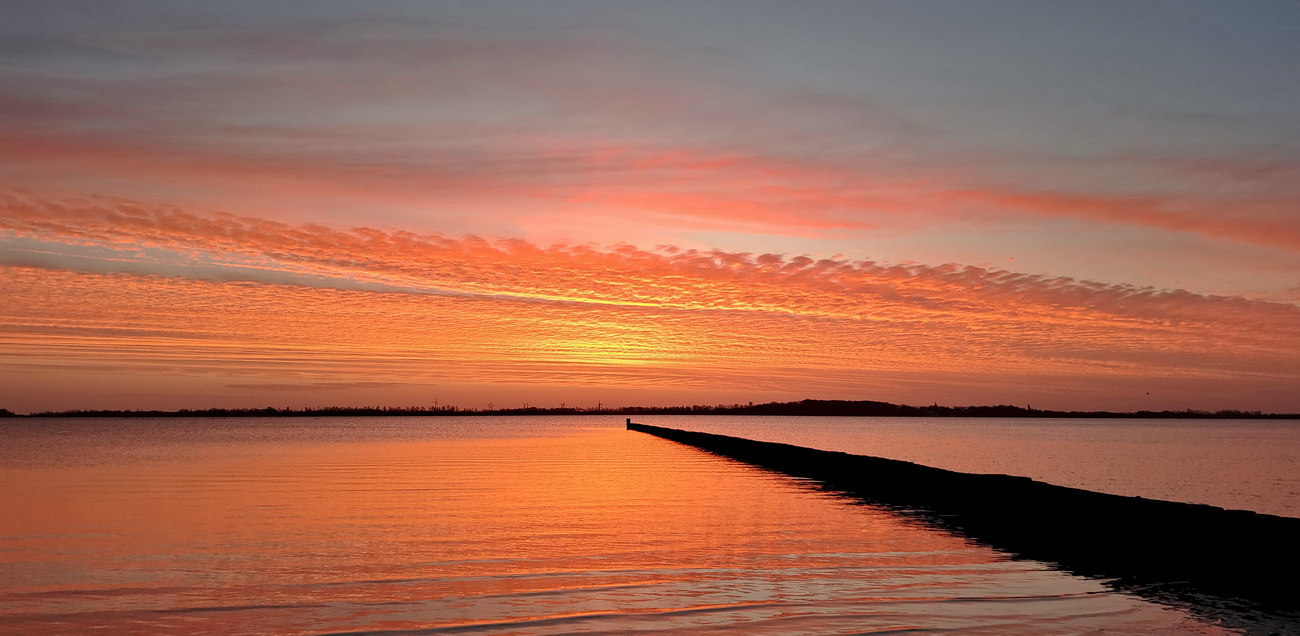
[6,399,1295,419]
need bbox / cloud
[224,381,416,392]
[5,19,1298,256]
[4,190,1298,340]
[4,192,1299,413]
[0,20,935,238]
[6,119,1298,257]
[947,182,1300,254]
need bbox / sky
[2,0,1299,413]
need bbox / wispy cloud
[4,21,1297,258]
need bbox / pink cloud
[947,185,1300,253]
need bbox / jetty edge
[626,421,1300,616]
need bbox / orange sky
[2,3,1299,412]
[3,190,1298,412]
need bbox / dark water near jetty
[1,415,1294,634]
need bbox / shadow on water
[628,422,1300,634]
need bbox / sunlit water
[0,415,1284,634]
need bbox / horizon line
[7,398,1298,419]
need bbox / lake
[2,415,1295,634]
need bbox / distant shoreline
[5,399,1298,419]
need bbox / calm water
[637,415,1300,519]
[0,415,1292,635]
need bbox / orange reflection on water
[0,418,1226,635]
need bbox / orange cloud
[3,191,1298,412]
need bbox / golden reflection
[0,419,1226,634]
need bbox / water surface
[641,415,1300,518]
[0,416,1258,634]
